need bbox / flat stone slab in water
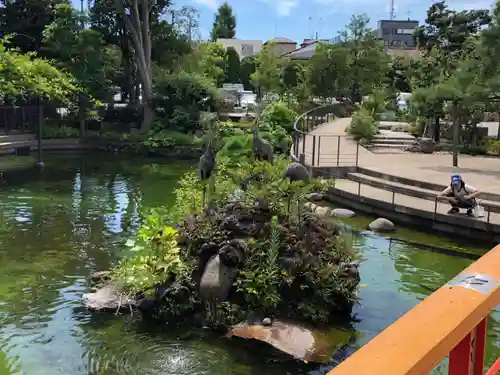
[227,320,337,363]
[332,208,355,218]
[82,285,135,313]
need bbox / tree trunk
[114,0,154,132]
[452,107,460,167]
[433,116,440,142]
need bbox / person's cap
[451,174,462,184]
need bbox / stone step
[368,143,412,149]
[0,133,35,142]
[371,138,415,145]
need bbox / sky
[171,0,497,42]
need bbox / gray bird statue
[284,162,310,182]
[198,113,217,205]
[251,125,274,163]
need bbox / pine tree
[210,1,236,41]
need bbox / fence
[0,106,41,134]
[328,244,500,375]
[291,103,360,173]
[349,177,500,226]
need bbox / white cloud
[193,0,219,10]
[258,0,299,16]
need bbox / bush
[260,101,297,133]
[347,108,378,141]
[101,105,142,131]
[152,73,218,133]
[486,139,500,155]
[141,129,201,150]
[42,124,80,138]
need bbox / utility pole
[390,0,395,20]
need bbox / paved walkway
[308,118,500,195]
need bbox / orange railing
[328,244,500,375]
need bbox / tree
[43,3,113,135]
[111,0,171,132]
[172,6,200,41]
[0,37,77,102]
[223,46,240,84]
[210,1,236,41]
[340,14,389,102]
[240,55,257,91]
[180,42,226,86]
[251,43,282,99]
[308,43,350,100]
[0,0,62,53]
[386,56,411,94]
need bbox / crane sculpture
[251,116,274,163]
[198,112,217,206]
[283,161,310,214]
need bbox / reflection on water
[0,153,497,375]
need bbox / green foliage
[180,42,226,86]
[0,37,78,102]
[251,43,283,96]
[152,72,218,132]
[260,101,297,132]
[485,139,500,155]
[42,124,80,139]
[223,46,240,84]
[112,222,190,294]
[210,1,236,41]
[141,129,201,149]
[348,107,378,141]
[240,55,257,91]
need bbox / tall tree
[0,0,65,54]
[210,1,236,41]
[240,55,256,91]
[112,0,171,132]
[251,43,282,99]
[223,46,240,83]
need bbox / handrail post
[356,140,360,166]
[312,135,316,167]
[449,318,487,375]
[434,198,438,220]
[357,181,361,196]
[302,133,306,155]
[392,190,395,206]
[336,136,341,167]
[317,136,321,166]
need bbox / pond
[0,153,498,375]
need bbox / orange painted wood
[329,245,500,375]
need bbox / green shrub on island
[42,124,80,139]
[260,101,298,133]
[106,156,360,326]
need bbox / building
[376,19,419,49]
[217,39,263,60]
[281,38,332,60]
[264,37,297,57]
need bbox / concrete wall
[217,39,263,60]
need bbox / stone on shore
[332,208,355,218]
[82,285,135,312]
[368,218,395,232]
[199,254,237,302]
[307,192,324,202]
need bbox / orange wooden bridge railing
[328,244,500,375]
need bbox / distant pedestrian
[437,174,480,217]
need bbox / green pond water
[0,153,499,375]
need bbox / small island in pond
[83,136,361,361]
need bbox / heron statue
[198,112,217,206]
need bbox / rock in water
[332,208,355,218]
[82,285,135,312]
[227,320,338,363]
[368,218,395,232]
[307,192,324,202]
[199,254,237,302]
[315,206,332,218]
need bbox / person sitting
[437,174,480,216]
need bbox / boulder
[368,218,395,232]
[199,254,237,302]
[332,208,355,218]
[82,285,135,312]
[405,137,436,154]
[314,206,333,218]
[307,192,324,202]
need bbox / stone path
[308,117,500,195]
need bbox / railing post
[488,209,491,225]
[312,135,316,167]
[302,134,306,155]
[36,102,44,168]
[392,190,395,206]
[357,181,361,196]
[317,136,321,166]
[434,198,438,220]
[356,140,360,166]
[449,318,487,375]
[336,136,341,167]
